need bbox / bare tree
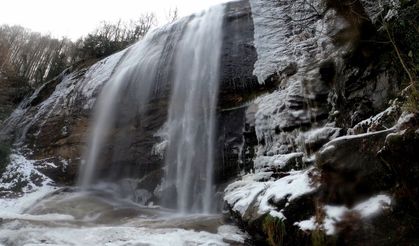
[166,7,179,24]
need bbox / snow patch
[0,152,53,195]
[217,225,248,244]
[0,185,56,214]
[254,152,303,171]
[258,169,317,215]
[323,194,392,235]
[224,168,317,219]
[294,217,317,231]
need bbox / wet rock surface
[223,0,419,245]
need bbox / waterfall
[78,5,225,214]
[163,6,224,214]
[78,23,179,188]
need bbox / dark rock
[317,130,396,205]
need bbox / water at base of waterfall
[0,188,248,245]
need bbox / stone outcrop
[223,0,419,245]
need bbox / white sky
[0,0,231,40]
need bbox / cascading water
[163,6,224,214]
[79,5,225,214]
[78,23,180,188]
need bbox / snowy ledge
[224,168,318,220]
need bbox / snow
[224,168,317,219]
[217,225,248,244]
[0,226,232,246]
[294,217,316,231]
[224,175,267,216]
[0,185,56,214]
[0,152,53,195]
[354,195,392,217]
[294,194,392,234]
[319,145,336,155]
[0,212,74,222]
[351,105,400,134]
[322,128,394,148]
[258,169,317,216]
[254,152,303,171]
[323,194,392,235]
[269,210,286,220]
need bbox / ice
[78,51,126,109]
[249,0,348,83]
[0,49,127,146]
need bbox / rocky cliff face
[0,0,417,244]
[223,0,418,245]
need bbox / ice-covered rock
[224,168,318,220]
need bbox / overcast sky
[0,0,231,40]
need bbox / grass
[263,214,286,246]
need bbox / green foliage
[311,229,327,246]
[263,215,286,246]
[0,143,11,175]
